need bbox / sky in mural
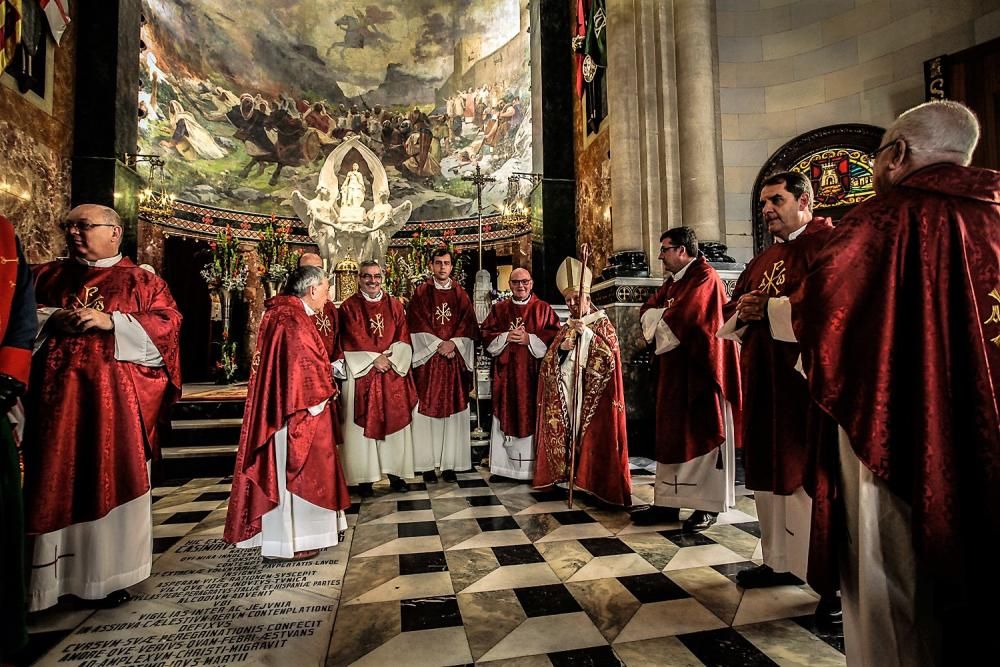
[138,0,531,219]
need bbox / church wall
[716,0,1000,263]
[0,7,77,263]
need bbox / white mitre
[555,257,592,297]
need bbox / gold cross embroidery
[314,311,332,335]
[509,316,524,330]
[0,255,17,265]
[435,302,452,325]
[985,288,1000,348]
[74,286,106,311]
[758,260,786,296]
[370,313,385,338]
[612,399,625,413]
[665,297,675,309]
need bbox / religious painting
[137,0,531,221]
[750,123,883,255]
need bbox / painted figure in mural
[341,163,367,209]
[161,100,226,161]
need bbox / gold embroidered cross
[74,286,105,311]
[0,255,17,264]
[612,399,625,413]
[435,302,452,325]
[370,313,385,338]
[665,297,675,309]
[985,288,1000,348]
[758,260,786,296]
[314,311,332,335]
[509,316,524,330]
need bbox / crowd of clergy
[1,99,996,666]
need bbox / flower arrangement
[257,215,297,283]
[215,331,239,384]
[200,224,248,291]
[383,226,468,297]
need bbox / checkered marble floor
[18,464,845,666]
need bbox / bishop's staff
[566,243,590,508]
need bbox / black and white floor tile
[17,464,845,666]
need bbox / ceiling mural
[138,0,530,220]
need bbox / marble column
[674,0,725,242]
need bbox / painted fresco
[138,0,530,220]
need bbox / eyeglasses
[509,279,531,286]
[59,221,118,232]
[658,246,682,254]
[868,140,898,162]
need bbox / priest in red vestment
[632,227,741,532]
[481,268,560,481]
[22,204,182,611]
[407,248,479,483]
[534,257,631,507]
[225,265,350,559]
[298,252,342,443]
[0,216,37,656]
[335,260,418,495]
[717,171,840,623]
[790,101,1000,665]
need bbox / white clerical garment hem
[236,400,348,558]
[338,342,416,484]
[28,467,152,611]
[754,487,811,579]
[838,428,935,667]
[652,399,736,513]
[486,329,547,480]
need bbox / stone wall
[0,10,77,262]
[717,0,1000,263]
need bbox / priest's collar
[672,256,698,281]
[433,278,453,290]
[302,300,316,316]
[512,294,532,305]
[361,289,384,302]
[787,224,807,241]
[74,253,123,268]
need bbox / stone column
[673,0,725,242]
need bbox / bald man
[23,204,182,611]
[479,268,559,481]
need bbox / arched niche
[751,123,884,255]
[323,136,390,202]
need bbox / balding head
[873,101,981,194]
[509,267,533,300]
[62,204,123,261]
[298,252,323,268]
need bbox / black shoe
[815,593,843,626]
[96,589,132,608]
[630,505,681,525]
[357,482,374,498]
[422,470,438,483]
[682,510,718,532]
[736,564,803,589]
[388,475,410,492]
[441,469,458,482]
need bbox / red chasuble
[533,314,631,507]
[723,217,833,495]
[480,295,560,438]
[224,296,350,544]
[338,292,418,439]
[406,280,479,418]
[312,301,342,444]
[641,255,742,465]
[24,258,182,535]
[792,163,1000,611]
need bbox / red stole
[338,292,418,439]
[723,217,833,494]
[641,256,742,464]
[224,296,350,544]
[481,295,560,438]
[406,280,479,418]
[792,163,1000,606]
[533,314,631,506]
[312,301,342,443]
[24,258,182,534]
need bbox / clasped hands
[507,326,530,346]
[48,307,114,334]
[436,339,458,359]
[373,349,394,373]
[736,290,769,322]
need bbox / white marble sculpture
[291,138,412,272]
